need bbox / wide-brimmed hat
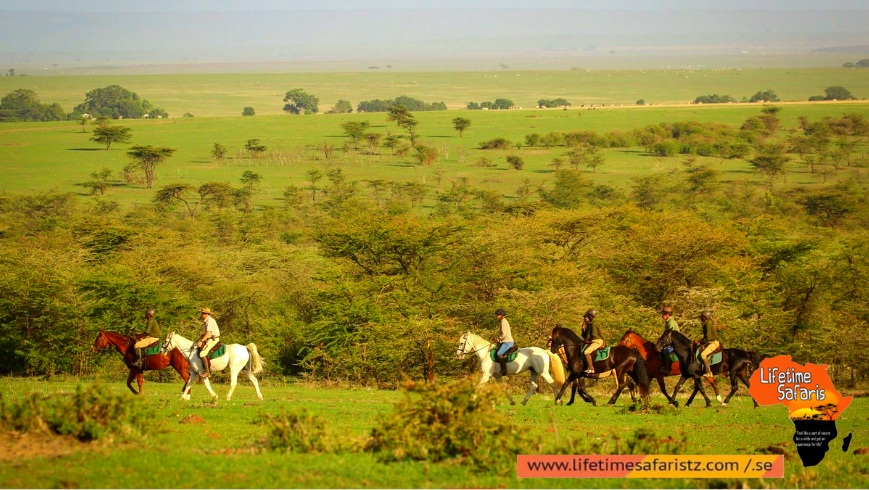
[199,307,213,315]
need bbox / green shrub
[367,379,535,473]
[0,384,158,442]
[478,137,512,150]
[261,408,335,453]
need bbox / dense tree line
[356,96,447,113]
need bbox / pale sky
[1,0,867,69]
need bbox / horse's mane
[624,330,658,353]
[555,326,582,344]
[102,330,131,342]
[668,329,692,346]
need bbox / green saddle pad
[580,345,610,361]
[142,344,161,356]
[489,348,518,363]
[208,344,226,359]
[694,348,723,365]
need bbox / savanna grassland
[1,378,867,488]
[1,67,869,488]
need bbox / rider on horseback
[659,306,679,376]
[698,310,721,379]
[131,308,160,369]
[494,308,514,377]
[196,307,220,378]
[580,309,604,374]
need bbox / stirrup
[585,368,595,374]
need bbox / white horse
[456,332,566,405]
[162,332,265,401]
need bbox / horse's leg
[690,378,712,407]
[203,377,218,399]
[126,370,139,395]
[137,371,144,395]
[181,372,196,400]
[567,378,580,406]
[607,368,631,406]
[722,371,740,406]
[656,375,676,406]
[539,371,559,405]
[703,375,722,404]
[669,376,689,407]
[555,373,576,405]
[226,365,240,401]
[576,377,597,406]
[738,372,759,408]
[522,371,539,405]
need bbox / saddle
[206,343,225,360]
[695,346,723,366]
[489,344,518,363]
[580,344,610,361]
[141,341,161,356]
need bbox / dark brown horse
[90,329,190,395]
[654,328,759,407]
[548,325,649,406]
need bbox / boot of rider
[498,356,508,377]
[201,357,211,378]
[132,347,143,368]
[702,357,714,379]
[584,353,595,374]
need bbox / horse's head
[655,329,674,351]
[618,329,636,348]
[549,324,565,354]
[161,331,176,353]
[456,332,471,360]
[91,329,109,353]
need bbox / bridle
[456,333,493,359]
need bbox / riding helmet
[700,310,712,321]
[146,308,156,317]
[584,308,597,320]
[661,306,673,315]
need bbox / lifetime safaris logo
[749,356,853,467]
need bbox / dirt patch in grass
[0,432,95,461]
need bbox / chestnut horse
[90,329,190,395]
[617,329,683,406]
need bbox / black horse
[549,325,650,406]
[655,329,761,407]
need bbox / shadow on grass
[68,148,103,151]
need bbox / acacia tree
[127,145,176,188]
[154,184,199,218]
[283,89,319,114]
[452,117,471,137]
[90,123,132,150]
[387,105,418,146]
[342,121,370,150]
[750,142,791,186]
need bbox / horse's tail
[631,349,651,398]
[547,351,566,391]
[246,343,265,374]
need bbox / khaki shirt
[498,318,514,344]
[202,315,220,339]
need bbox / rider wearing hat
[659,306,679,376]
[581,308,604,374]
[698,310,721,379]
[196,307,220,378]
[494,308,514,376]
[131,308,160,369]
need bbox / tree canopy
[0,89,66,122]
[74,85,161,119]
[283,89,320,114]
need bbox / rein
[460,335,495,356]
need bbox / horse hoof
[567,401,574,406]
[607,401,615,406]
[258,395,264,401]
[721,402,728,407]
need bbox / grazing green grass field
[0,377,866,488]
[2,98,868,209]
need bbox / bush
[506,155,524,170]
[261,408,342,453]
[367,380,534,473]
[0,385,158,442]
[478,138,513,150]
